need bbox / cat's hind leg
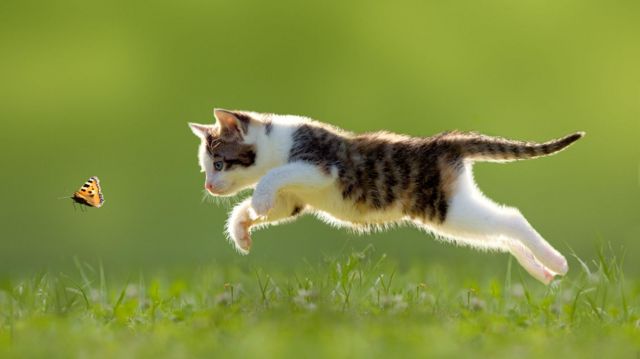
[419,220,555,284]
[439,169,568,278]
[505,240,556,284]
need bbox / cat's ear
[214,109,251,139]
[188,123,212,139]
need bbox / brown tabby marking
[289,125,463,223]
[206,132,256,169]
[264,119,273,135]
[450,131,585,161]
[289,125,583,223]
[291,205,304,216]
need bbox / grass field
[1,245,638,358]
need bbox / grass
[0,245,638,358]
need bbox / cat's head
[189,109,263,197]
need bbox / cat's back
[288,120,461,166]
[287,121,463,222]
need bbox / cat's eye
[213,161,224,171]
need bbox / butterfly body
[72,176,104,208]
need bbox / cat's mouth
[206,181,236,196]
[206,186,227,196]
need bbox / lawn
[1,245,638,358]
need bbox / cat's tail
[458,131,585,162]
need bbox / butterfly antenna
[58,196,72,200]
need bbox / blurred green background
[0,0,638,277]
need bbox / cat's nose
[205,183,215,192]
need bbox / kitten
[189,109,584,284]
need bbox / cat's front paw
[229,219,252,255]
[251,193,275,217]
[227,204,253,254]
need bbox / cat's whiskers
[201,189,251,210]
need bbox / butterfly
[71,176,105,208]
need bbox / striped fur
[288,126,583,223]
[452,131,585,162]
[288,126,464,223]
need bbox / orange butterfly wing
[72,176,104,208]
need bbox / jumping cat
[189,109,584,284]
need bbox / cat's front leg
[227,194,306,254]
[252,162,334,216]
